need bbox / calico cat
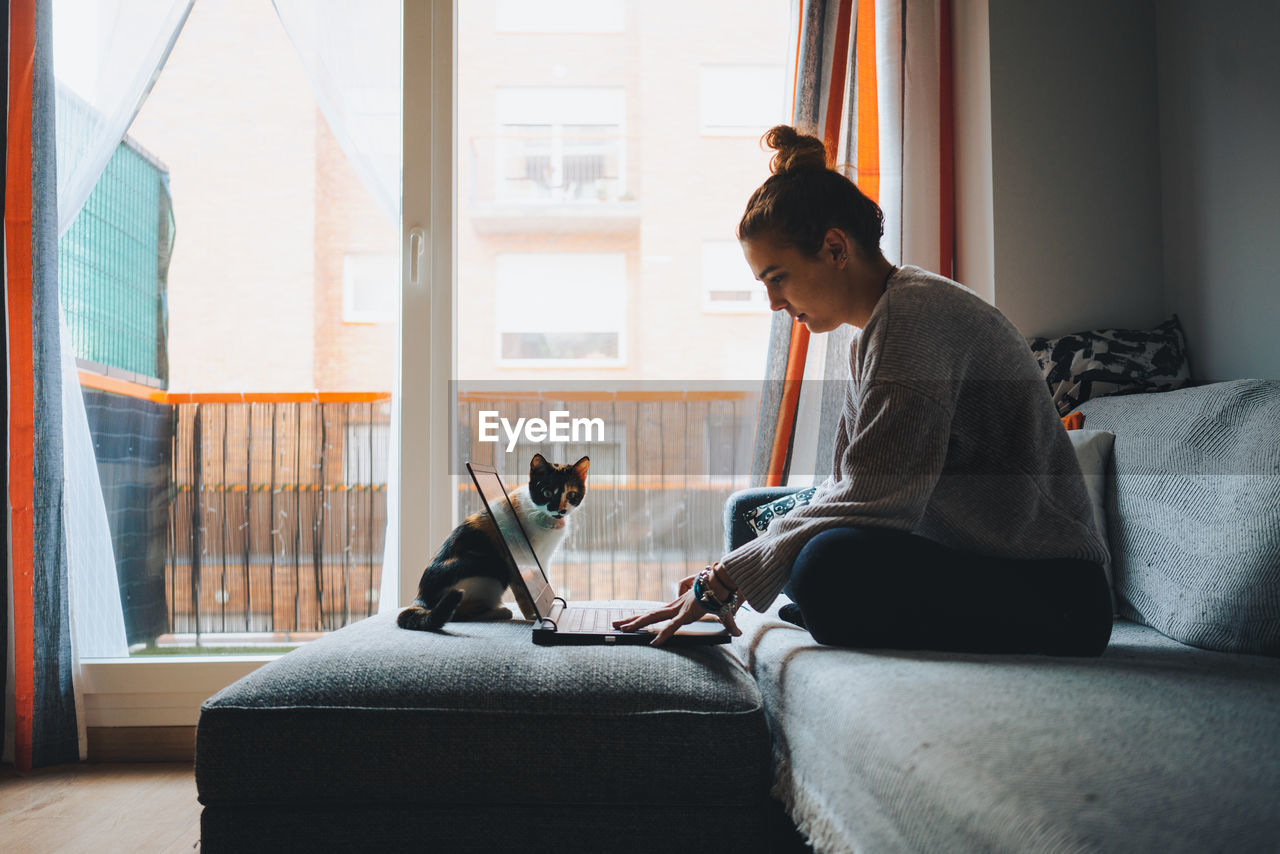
[396,453,590,631]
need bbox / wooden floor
[0,762,200,853]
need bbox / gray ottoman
[196,610,773,853]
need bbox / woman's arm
[612,563,743,647]
[721,380,954,611]
[616,381,953,640]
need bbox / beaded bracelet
[693,568,739,617]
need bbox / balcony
[84,386,760,651]
[455,387,760,603]
[465,133,641,234]
[165,395,391,643]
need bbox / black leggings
[783,527,1113,656]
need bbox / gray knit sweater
[723,265,1110,611]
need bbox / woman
[616,125,1112,655]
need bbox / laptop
[466,461,731,646]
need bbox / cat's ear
[530,453,549,476]
[572,455,590,481]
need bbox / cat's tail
[396,589,464,632]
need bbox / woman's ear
[823,228,851,267]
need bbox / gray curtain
[4,0,79,770]
[32,0,78,768]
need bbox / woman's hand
[613,566,744,647]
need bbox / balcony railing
[455,388,761,604]
[166,394,391,640]
[464,134,641,234]
[85,385,762,647]
[468,132,630,204]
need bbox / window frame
[493,87,628,205]
[493,251,628,368]
[701,239,772,314]
[342,252,400,324]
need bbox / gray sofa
[724,379,1280,852]
[197,380,1280,853]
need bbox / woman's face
[740,235,851,334]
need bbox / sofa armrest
[723,486,805,552]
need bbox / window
[343,253,398,323]
[71,0,400,658]
[495,253,627,364]
[458,0,788,605]
[494,88,627,203]
[702,240,770,312]
[495,0,626,33]
[699,65,788,135]
[75,0,792,726]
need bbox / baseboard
[88,726,197,762]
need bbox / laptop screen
[466,463,557,617]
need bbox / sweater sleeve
[721,380,954,611]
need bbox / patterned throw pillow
[741,487,819,538]
[1028,316,1191,416]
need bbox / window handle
[409,227,426,286]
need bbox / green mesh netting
[58,139,172,383]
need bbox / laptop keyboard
[561,607,642,633]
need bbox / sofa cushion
[733,604,1280,854]
[197,610,771,812]
[1077,379,1280,655]
[1066,429,1117,611]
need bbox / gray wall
[1156,0,1280,381]
[985,0,1166,339]
[966,0,1280,379]
[953,0,995,305]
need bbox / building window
[342,253,397,324]
[496,253,627,364]
[495,88,627,202]
[495,0,625,33]
[702,240,769,313]
[699,65,787,136]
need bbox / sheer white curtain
[273,0,403,612]
[53,0,193,232]
[272,0,402,226]
[52,0,193,755]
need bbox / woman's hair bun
[763,125,828,174]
